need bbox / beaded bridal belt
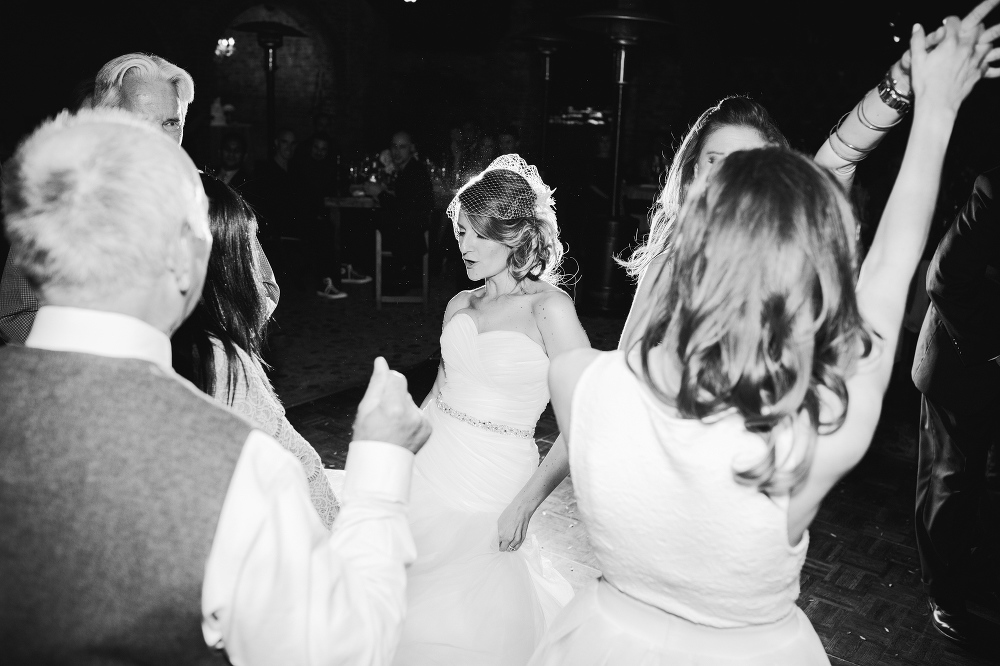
[435,394,535,440]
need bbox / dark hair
[637,148,871,495]
[456,169,562,284]
[171,174,270,405]
[621,96,790,278]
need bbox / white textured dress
[210,339,340,530]
[529,350,829,665]
[392,313,573,666]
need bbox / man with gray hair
[0,108,431,664]
[0,52,279,344]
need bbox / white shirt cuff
[343,440,414,505]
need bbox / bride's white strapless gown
[392,313,574,666]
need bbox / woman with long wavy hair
[172,174,340,530]
[536,9,997,664]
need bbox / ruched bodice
[438,313,550,431]
[394,312,573,666]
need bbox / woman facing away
[391,155,590,665]
[618,8,996,351]
[534,9,998,665]
[172,174,340,530]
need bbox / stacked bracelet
[857,93,904,131]
[828,112,875,164]
[877,70,914,112]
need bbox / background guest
[290,133,352,298]
[367,130,434,295]
[912,167,1000,644]
[213,132,251,190]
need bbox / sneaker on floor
[341,264,372,285]
[317,278,348,300]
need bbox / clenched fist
[353,357,432,454]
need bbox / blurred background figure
[292,133,354,299]
[367,130,434,295]
[498,125,521,156]
[214,132,251,190]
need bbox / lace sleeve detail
[210,340,340,529]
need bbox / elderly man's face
[126,79,185,144]
[390,133,413,167]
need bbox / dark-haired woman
[172,174,340,530]
[533,9,997,665]
[391,155,590,665]
[618,17,985,351]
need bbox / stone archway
[210,3,338,168]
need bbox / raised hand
[353,356,432,454]
[910,8,999,115]
[893,0,1000,92]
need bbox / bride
[391,155,590,665]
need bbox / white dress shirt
[26,306,417,666]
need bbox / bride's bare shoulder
[443,288,481,324]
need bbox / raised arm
[788,9,999,543]
[618,252,669,352]
[855,11,998,387]
[497,290,590,552]
[817,2,1000,190]
[203,357,432,666]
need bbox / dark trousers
[915,394,1000,607]
[306,216,341,288]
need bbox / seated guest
[247,128,347,299]
[0,52,278,344]
[367,131,434,294]
[291,133,362,296]
[172,174,341,529]
[0,108,431,664]
[536,13,993,664]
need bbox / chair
[375,229,429,311]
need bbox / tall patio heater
[233,21,308,152]
[570,6,669,313]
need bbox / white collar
[25,306,173,371]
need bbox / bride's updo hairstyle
[447,154,563,284]
[638,147,872,495]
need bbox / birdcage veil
[446,154,556,229]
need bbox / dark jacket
[912,168,1000,409]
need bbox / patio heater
[233,21,308,152]
[570,6,670,313]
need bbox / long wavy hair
[637,148,872,495]
[621,96,790,278]
[172,174,271,405]
[458,169,563,285]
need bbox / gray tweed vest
[0,346,251,665]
